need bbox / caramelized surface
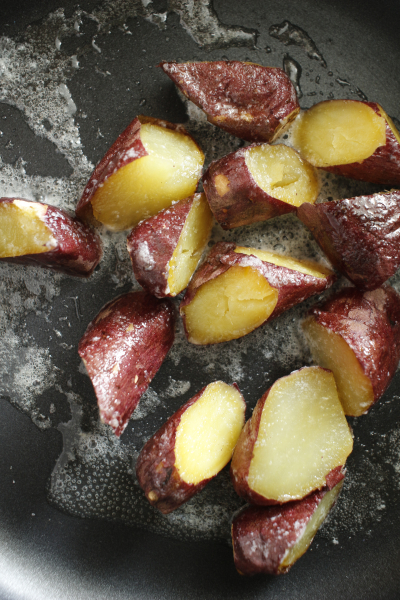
[0,201,56,257]
[303,317,375,416]
[244,143,319,207]
[92,123,204,231]
[167,194,213,295]
[175,381,245,484]
[182,266,278,344]
[234,246,332,279]
[248,367,353,502]
[294,100,387,167]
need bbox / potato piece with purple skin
[230,366,352,506]
[127,193,213,297]
[202,143,319,229]
[232,480,344,576]
[76,115,204,231]
[293,100,400,185]
[159,60,300,143]
[297,190,400,291]
[0,197,102,277]
[78,291,175,437]
[136,381,246,514]
[303,286,400,417]
[179,242,335,345]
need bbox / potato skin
[297,191,400,291]
[136,383,244,514]
[0,197,102,277]
[230,371,345,506]
[160,61,299,143]
[78,291,175,437]
[323,102,400,186]
[232,483,343,576]
[76,115,197,222]
[308,286,400,404]
[202,146,298,229]
[180,242,335,340]
[127,195,196,297]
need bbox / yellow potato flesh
[91,123,204,231]
[303,317,374,417]
[248,367,353,502]
[279,481,343,572]
[167,194,213,296]
[174,381,245,485]
[293,100,387,167]
[234,246,332,279]
[182,266,278,345]
[244,144,319,207]
[0,201,56,257]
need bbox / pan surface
[1,0,400,598]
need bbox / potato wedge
[303,286,400,416]
[136,381,246,514]
[78,291,175,436]
[232,480,344,575]
[76,116,204,231]
[230,366,352,505]
[202,143,319,229]
[293,100,400,185]
[297,190,400,291]
[0,197,102,277]
[180,242,334,345]
[160,60,299,143]
[127,193,213,297]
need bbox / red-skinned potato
[76,115,204,231]
[303,286,400,416]
[232,480,344,576]
[159,60,300,143]
[78,291,175,437]
[230,366,353,505]
[136,381,246,514]
[127,193,213,297]
[297,190,400,291]
[0,197,102,277]
[293,99,400,185]
[179,242,335,345]
[202,143,319,229]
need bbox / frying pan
[1,0,400,598]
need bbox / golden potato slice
[91,122,204,231]
[182,265,279,345]
[244,144,319,207]
[247,367,353,502]
[303,316,374,417]
[174,381,245,484]
[293,100,387,167]
[0,200,56,257]
[167,194,213,295]
[234,246,332,279]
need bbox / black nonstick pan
[1,1,400,598]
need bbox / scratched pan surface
[1,0,400,599]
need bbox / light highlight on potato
[247,367,353,502]
[174,381,245,484]
[91,123,204,231]
[293,100,386,167]
[245,144,319,207]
